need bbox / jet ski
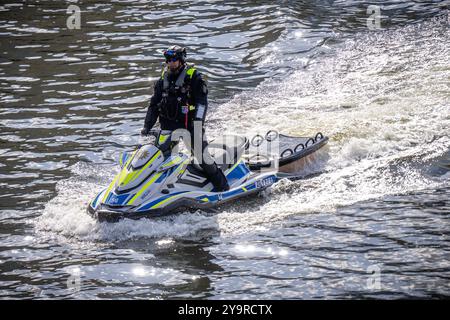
[87,129,328,222]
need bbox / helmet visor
[164,50,180,62]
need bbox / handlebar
[141,129,161,137]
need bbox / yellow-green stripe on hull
[151,194,183,209]
[127,172,163,205]
[160,157,184,170]
[118,150,161,187]
[226,158,242,175]
[102,150,138,202]
[101,174,119,203]
[127,157,188,206]
[151,191,197,209]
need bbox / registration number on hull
[255,176,276,188]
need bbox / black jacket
[144,65,208,132]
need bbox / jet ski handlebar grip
[148,129,161,137]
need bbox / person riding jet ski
[141,45,230,191]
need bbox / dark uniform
[143,63,229,192]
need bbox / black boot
[200,163,230,192]
[193,136,230,192]
[210,168,230,192]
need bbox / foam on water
[209,19,450,235]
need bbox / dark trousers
[160,119,229,191]
[189,134,229,191]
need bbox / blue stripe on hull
[105,192,132,206]
[226,161,250,184]
[193,174,278,204]
[137,191,187,211]
[91,190,103,208]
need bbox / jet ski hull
[87,130,328,222]
[88,173,277,222]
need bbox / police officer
[141,45,230,192]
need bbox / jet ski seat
[192,135,249,172]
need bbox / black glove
[140,127,150,135]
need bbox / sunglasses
[165,57,180,63]
[164,50,180,63]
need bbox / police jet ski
[88,129,328,222]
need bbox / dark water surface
[0,1,449,299]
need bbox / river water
[0,0,449,299]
